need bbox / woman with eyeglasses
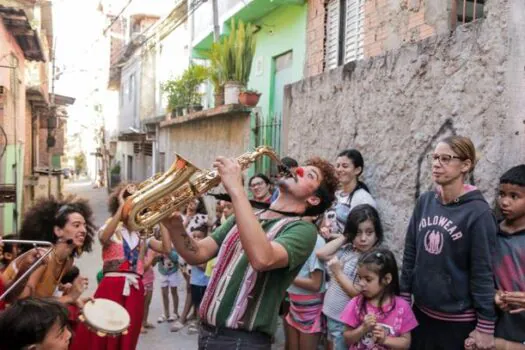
[320,149,376,240]
[248,173,273,203]
[71,183,172,350]
[400,135,498,350]
[11,197,95,305]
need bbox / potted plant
[162,78,184,118]
[182,64,209,113]
[239,88,261,107]
[207,41,225,107]
[221,19,256,104]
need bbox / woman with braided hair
[71,183,172,350]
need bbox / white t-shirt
[324,188,377,235]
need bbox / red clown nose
[295,167,304,178]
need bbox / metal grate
[0,184,16,203]
[452,0,485,27]
[144,142,153,157]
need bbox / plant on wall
[182,64,210,109]
[162,65,210,115]
[161,78,184,112]
[214,18,257,104]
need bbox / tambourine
[79,298,131,337]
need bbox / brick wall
[305,0,326,77]
[363,0,449,58]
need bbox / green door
[261,51,294,174]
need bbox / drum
[79,298,130,337]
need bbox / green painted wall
[246,4,307,174]
[247,4,307,120]
[2,144,24,235]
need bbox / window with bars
[325,0,365,71]
[451,0,485,27]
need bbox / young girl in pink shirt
[341,249,418,349]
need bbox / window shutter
[344,0,365,63]
[324,0,340,71]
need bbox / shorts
[191,284,207,310]
[326,316,347,350]
[159,271,182,288]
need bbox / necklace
[53,249,67,265]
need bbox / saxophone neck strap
[208,193,302,217]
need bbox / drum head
[82,298,130,334]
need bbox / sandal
[144,322,156,329]
[170,320,185,332]
[157,315,167,323]
[167,315,176,322]
[187,324,198,335]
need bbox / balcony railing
[451,0,485,28]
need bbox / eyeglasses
[427,153,463,165]
[250,181,266,188]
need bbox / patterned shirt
[341,295,418,349]
[322,246,360,320]
[199,215,318,336]
[494,228,525,343]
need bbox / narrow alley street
[64,178,198,349]
[64,178,286,349]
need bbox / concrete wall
[160,110,251,172]
[119,55,141,132]
[140,44,157,121]
[283,0,525,255]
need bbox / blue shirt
[287,235,326,295]
[190,265,209,286]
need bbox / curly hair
[19,195,96,254]
[304,157,338,216]
[108,182,132,216]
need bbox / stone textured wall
[305,0,326,77]
[283,0,524,256]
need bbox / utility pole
[212,0,220,42]
[48,43,56,198]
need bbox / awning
[0,6,45,62]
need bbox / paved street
[65,178,286,349]
[65,178,198,349]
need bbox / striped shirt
[199,215,318,336]
[322,246,360,320]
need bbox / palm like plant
[209,19,256,86]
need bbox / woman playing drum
[71,183,171,350]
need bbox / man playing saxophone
[161,155,338,349]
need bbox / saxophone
[121,146,285,232]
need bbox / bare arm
[291,270,323,292]
[161,216,218,265]
[344,325,368,346]
[148,226,172,254]
[17,264,46,299]
[381,333,411,349]
[316,235,346,261]
[332,268,361,298]
[495,338,525,350]
[99,206,123,246]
